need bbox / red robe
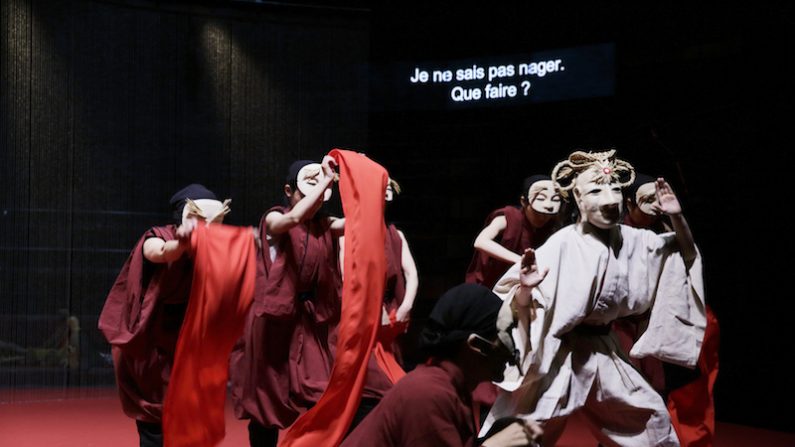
[278,149,388,447]
[363,223,408,399]
[667,306,719,447]
[341,360,477,447]
[230,207,341,428]
[98,226,192,423]
[465,206,552,289]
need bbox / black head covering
[419,283,502,358]
[285,160,316,189]
[625,173,656,205]
[522,175,551,198]
[169,183,218,222]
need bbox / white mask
[573,168,623,229]
[634,182,659,216]
[527,180,561,215]
[296,163,332,202]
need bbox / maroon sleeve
[464,206,516,289]
[253,207,299,318]
[98,225,177,351]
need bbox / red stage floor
[1,388,793,446]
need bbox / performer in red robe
[98,184,230,447]
[465,175,561,289]
[229,159,343,447]
[341,284,543,447]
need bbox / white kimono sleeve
[630,232,707,368]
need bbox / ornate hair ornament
[551,149,635,200]
[385,178,401,202]
[185,198,231,222]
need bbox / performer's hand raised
[654,178,682,216]
[520,248,549,290]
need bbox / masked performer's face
[296,163,332,202]
[527,180,561,215]
[574,167,623,229]
[634,181,659,217]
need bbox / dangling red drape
[668,306,720,447]
[163,223,257,447]
[373,310,407,384]
[279,149,388,447]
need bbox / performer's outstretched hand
[520,248,549,290]
[481,417,543,447]
[176,217,198,240]
[654,178,682,216]
[515,248,548,310]
[322,155,339,182]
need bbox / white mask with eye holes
[296,163,332,202]
[527,180,561,215]
[573,168,623,229]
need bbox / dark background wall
[1,0,367,391]
[2,0,794,433]
[366,3,793,432]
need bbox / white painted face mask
[574,168,623,229]
[634,182,659,216]
[296,163,332,202]
[527,180,561,215]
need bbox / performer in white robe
[483,150,705,447]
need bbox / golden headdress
[551,149,635,200]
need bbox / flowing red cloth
[279,149,388,447]
[162,223,257,447]
[668,306,720,447]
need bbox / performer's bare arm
[143,219,196,263]
[267,156,337,236]
[653,178,697,265]
[395,230,419,323]
[473,215,522,265]
[329,217,345,238]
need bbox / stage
[1,388,792,446]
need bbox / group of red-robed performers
[99,149,717,447]
[100,151,420,447]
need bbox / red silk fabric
[279,149,388,447]
[668,306,720,447]
[163,223,257,447]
